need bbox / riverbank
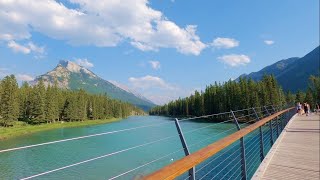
[0,118,120,140]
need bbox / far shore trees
[0,75,144,127]
[149,75,316,117]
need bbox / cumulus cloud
[7,40,45,56]
[129,75,176,90]
[264,40,274,45]
[16,74,34,81]
[148,60,161,70]
[211,37,239,49]
[0,0,206,55]
[127,75,193,105]
[75,58,94,68]
[7,41,30,54]
[218,54,251,67]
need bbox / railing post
[286,109,290,124]
[272,106,280,137]
[252,108,265,162]
[280,114,284,130]
[231,110,247,180]
[264,106,274,145]
[174,118,195,180]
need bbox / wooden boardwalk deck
[253,113,320,180]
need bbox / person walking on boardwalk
[304,102,309,116]
[296,102,302,115]
[316,104,320,114]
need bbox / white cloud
[264,40,274,45]
[127,75,191,105]
[129,75,176,90]
[211,37,239,49]
[27,42,45,54]
[7,41,30,54]
[75,58,94,68]
[0,0,206,55]
[148,61,161,70]
[218,54,251,67]
[16,74,34,81]
[7,40,45,56]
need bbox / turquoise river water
[0,115,270,180]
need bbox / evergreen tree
[304,88,314,108]
[308,75,320,104]
[30,79,46,124]
[295,90,305,104]
[18,82,31,121]
[0,75,19,126]
[150,75,287,118]
[45,84,59,123]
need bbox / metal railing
[0,104,295,180]
[143,105,295,180]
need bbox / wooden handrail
[143,107,294,180]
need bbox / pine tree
[304,88,314,108]
[45,84,59,123]
[30,79,46,124]
[77,89,87,121]
[0,75,19,126]
[308,75,320,104]
[295,90,305,104]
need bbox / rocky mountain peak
[58,60,81,73]
[32,60,156,110]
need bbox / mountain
[237,46,320,92]
[32,60,156,111]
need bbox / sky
[0,0,319,105]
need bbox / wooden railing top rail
[143,107,295,180]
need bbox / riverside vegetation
[0,75,145,139]
[150,75,320,117]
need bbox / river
[0,115,267,180]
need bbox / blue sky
[0,0,319,104]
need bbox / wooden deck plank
[253,113,320,180]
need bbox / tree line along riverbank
[150,75,320,117]
[0,75,145,132]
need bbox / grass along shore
[0,118,121,140]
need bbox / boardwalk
[253,113,320,180]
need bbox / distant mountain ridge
[32,60,156,111]
[237,46,320,92]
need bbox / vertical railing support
[252,108,264,162]
[286,110,290,124]
[174,118,195,180]
[231,110,247,180]
[264,106,274,145]
[272,106,280,137]
[280,114,284,130]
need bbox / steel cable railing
[0,120,175,153]
[219,160,242,179]
[1,105,294,180]
[208,154,242,180]
[20,133,180,180]
[227,163,242,180]
[184,143,237,180]
[178,111,231,122]
[199,151,241,180]
[110,119,242,180]
[108,148,185,179]
[195,141,240,174]
[143,106,295,180]
[182,119,234,135]
[186,127,238,150]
